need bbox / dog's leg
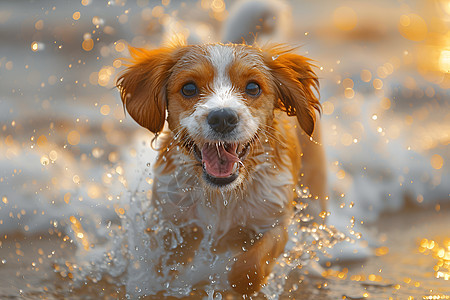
[228,225,288,295]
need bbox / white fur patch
[180,44,259,143]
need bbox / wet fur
[117,42,324,295]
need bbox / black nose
[207,109,239,134]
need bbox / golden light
[98,66,115,87]
[31,41,44,52]
[419,238,450,281]
[152,6,164,18]
[322,101,334,115]
[430,154,444,170]
[380,97,391,110]
[49,150,58,161]
[70,215,90,250]
[375,246,389,256]
[34,19,44,30]
[100,104,110,115]
[92,16,104,26]
[438,50,450,73]
[72,175,80,184]
[72,11,81,21]
[114,41,126,53]
[344,88,355,99]
[87,184,101,199]
[441,0,450,15]
[211,0,225,13]
[36,135,48,148]
[342,78,354,88]
[5,61,13,70]
[373,78,383,89]
[108,152,119,163]
[113,59,122,68]
[92,147,104,158]
[67,130,80,145]
[118,14,128,24]
[341,133,353,146]
[64,192,71,204]
[360,69,372,82]
[40,155,49,165]
[82,38,94,51]
[337,169,346,179]
[115,207,125,215]
[332,6,357,31]
[398,13,428,42]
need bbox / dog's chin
[202,171,244,191]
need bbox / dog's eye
[181,83,198,97]
[245,82,261,97]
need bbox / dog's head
[117,43,320,190]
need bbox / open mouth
[192,141,251,186]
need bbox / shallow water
[1,205,448,299]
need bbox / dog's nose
[207,109,239,134]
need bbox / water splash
[57,153,348,298]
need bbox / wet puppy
[117,42,324,295]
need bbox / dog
[116,41,326,295]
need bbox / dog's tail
[221,0,291,45]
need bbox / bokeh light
[333,6,357,31]
[0,0,448,299]
[399,13,428,41]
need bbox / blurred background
[0,0,449,298]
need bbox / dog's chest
[152,148,296,237]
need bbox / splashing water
[56,141,349,299]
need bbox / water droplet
[40,155,50,165]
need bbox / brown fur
[116,43,325,296]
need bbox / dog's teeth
[232,162,238,173]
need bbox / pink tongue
[201,143,239,178]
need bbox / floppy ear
[116,47,176,134]
[264,49,321,136]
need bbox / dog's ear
[116,46,178,134]
[264,49,321,137]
